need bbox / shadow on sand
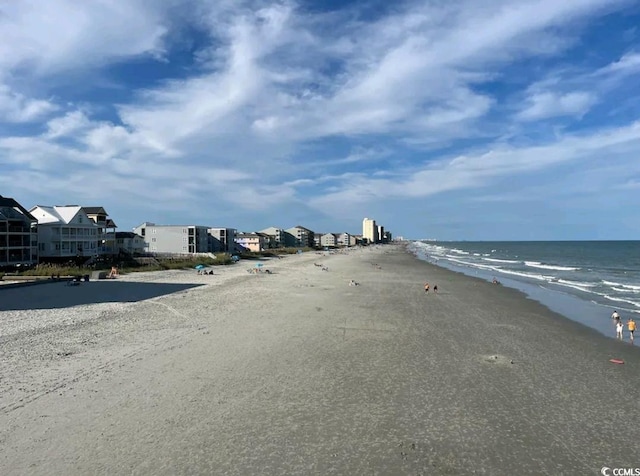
[0,281,203,311]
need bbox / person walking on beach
[424,282,430,294]
[627,318,636,343]
[616,320,624,340]
[612,310,620,325]
[433,284,438,294]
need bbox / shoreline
[1,244,639,474]
[408,242,633,341]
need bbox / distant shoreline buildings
[0,194,394,268]
[362,217,392,244]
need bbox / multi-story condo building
[208,227,237,253]
[285,225,314,248]
[0,195,38,267]
[259,227,285,248]
[82,207,117,254]
[235,232,269,252]
[115,232,146,255]
[377,225,385,243]
[30,205,101,259]
[320,233,338,247]
[335,232,351,247]
[132,223,209,254]
[362,218,378,244]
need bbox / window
[141,229,145,236]
[152,238,156,242]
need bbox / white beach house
[30,205,101,259]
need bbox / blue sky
[1,0,639,240]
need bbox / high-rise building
[362,218,378,244]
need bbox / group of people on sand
[424,282,438,294]
[612,310,636,343]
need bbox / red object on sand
[609,359,624,364]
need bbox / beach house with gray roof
[0,195,38,267]
[82,207,117,254]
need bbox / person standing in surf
[616,320,624,340]
[612,310,620,326]
[627,318,636,343]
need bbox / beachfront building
[362,218,378,244]
[377,225,385,243]
[259,227,285,248]
[336,232,352,247]
[82,207,117,255]
[132,223,210,254]
[0,195,38,267]
[208,227,236,253]
[30,205,101,260]
[235,232,269,252]
[115,232,145,255]
[284,225,315,248]
[320,233,338,247]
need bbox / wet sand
[0,245,638,475]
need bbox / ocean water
[407,240,640,339]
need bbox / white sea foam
[603,280,621,286]
[554,279,599,293]
[494,268,553,282]
[483,258,520,264]
[612,287,640,294]
[444,257,500,271]
[524,261,580,271]
[450,248,470,255]
[600,294,640,308]
[603,281,640,291]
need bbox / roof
[82,206,107,215]
[135,223,208,229]
[115,232,142,239]
[29,205,88,225]
[0,195,36,222]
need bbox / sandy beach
[1,245,639,475]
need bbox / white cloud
[517,91,597,121]
[0,0,169,75]
[309,121,640,212]
[0,85,58,123]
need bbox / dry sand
[0,245,639,475]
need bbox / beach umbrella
[195,264,206,269]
